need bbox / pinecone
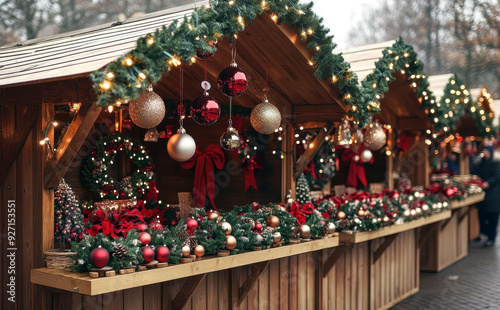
[113,243,129,261]
[176,229,189,243]
[187,235,198,251]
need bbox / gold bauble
[357,209,366,218]
[250,99,282,134]
[266,215,280,228]
[337,211,346,220]
[363,120,387,151]
[207,211,219,221]
[300,225,311,238]
[273,232,282,243]
[326,222,336,234]
[129,86,166,129]
[181,245,191,257]
[218,221,232,235]
[194,245,205,257]
[226,235,237,250]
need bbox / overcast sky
[300,0,375,48]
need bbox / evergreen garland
[149,227,183,264]
[54,179,85,246]
[296,173,311,204]
[467,86,495,137]
[90,0,367,123]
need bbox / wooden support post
[458,207,469,224]
[282,111,296,200]
[0,105,40,185]
[418,223,439,248]
[234,261,269,306]
[373,234,398,263]
[440,218,453,232]
[314,251,324,310]
[322,245,347,277]
[171,274,206,310]
[44,101,102,188]
[293,122,334,179]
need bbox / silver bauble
[361,149,373,162]
[167,128,196,162]
[220,126,241,150]
[363,121,386,151]
[129,87,165,129]
[250,99,281,134]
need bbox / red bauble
[171,218,179,226]
[155,245,170,262]
[186,218,198,230]
[149,218,163,231]
[142,246,155,263]
[217,65,248,97]
[196,40,218,60]
[89,246,109,268]
[190,94,221,126]
[139,232,151,246]
[136,223,148,232]
[254,222,263,232]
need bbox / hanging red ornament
[89,246,110,268]
[191,81,221,126]
[139,232,151,246]
[217,61,248,97]
[155,245,170,262]
[136,222,148,232]
[142,246,155,263]
[196,40,218,60]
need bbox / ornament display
[89,246,110,268]
[220,126,241,150]
[139,232,151,246]
[129,85,165,129]
[136,223,148,232]
[167,127,196,162]
[250,99,281,134]
[300,224,311,239]
[186,218,199,230]
[181,245,191,257]
[266,215,280,228]
[273,232,282,243]
[217,62,248,97]
[226,235,237,250]
[363,120,386,151]
[337,211,346,220]
[361,149,373,163]
[194,245,205,257]
[207,210,219,221]
[218,221,232,235]
[196,40,218,60]
[142,246,155,263]
[155,245,170,262]
[191,81,221,126]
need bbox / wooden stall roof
[0,3,202,88]
[338,41,430,130]
[427,74,454,102]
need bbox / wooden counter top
[450,193,485,210]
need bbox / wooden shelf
[450,192,485,210]
[31,235,339,296]
[339,210,451,244]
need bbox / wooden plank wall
[370,230,419,310]
[456,208,469,260]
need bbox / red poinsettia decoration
[86,208,146,238]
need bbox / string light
[123,57,134,67]
[106,72,115,79]
[147,37,154,46]
[332,75,338,83]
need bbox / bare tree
[0,0,55,40]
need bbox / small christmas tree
[54,179,85,248]
[296,173,312,204]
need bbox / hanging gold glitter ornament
[129,84,165,129]
[363,120,387,151]
[250,95,281,134]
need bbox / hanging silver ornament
[167,127,196,162]
[361,149,373,162]
[220,126,241,150]
[250,98,281,134]
[332,118,351,146]
[129,85,165,129]
[363,120,387,151]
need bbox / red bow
[289,201,315,225]
[341,146,374,188]
[181,145,225,210]
[243,158,262,192]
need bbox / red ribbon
[341,146,374,188]
[180,144,225,210]
[243,159,262,192]
[289,201,315,225]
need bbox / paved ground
[392,240,500,309]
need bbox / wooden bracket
[373,234,398,263]
[44,101,102,188]
[440,218,452,232]
[171,274,207,310]
[0,104,40,185]
[418,223,439,248]
[293,122,334,179]
[458,208,469,224]
[322,245,347,277]
[236,261,269,306]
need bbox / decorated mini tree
[54,179,85,248]
[296,173,312,204]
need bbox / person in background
[472,141,500,247]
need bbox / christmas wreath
[82,133,155,200]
